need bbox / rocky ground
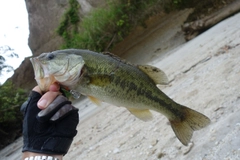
[1,10,240,160]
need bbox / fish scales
[76,50,177,117]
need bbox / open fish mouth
[30,57,56,91]
[30,53,84,92]
[30,57,44,79]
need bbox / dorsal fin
[102,52,135,66]
[138,65,169,85]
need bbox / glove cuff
[22,136,73,155]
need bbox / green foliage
[0,81,27,149]
[57,0,166,52]
[56,0,80,46]
[57,0,227,51]
[0,81,27,123]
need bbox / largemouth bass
[30,49,210,145]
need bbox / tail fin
[169,106,210,146]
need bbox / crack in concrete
[182,56,212,74]
[168,56,212,84]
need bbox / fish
[30,49,211,146]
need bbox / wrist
[22,151,63,160]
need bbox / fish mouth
[30,57,56,91]
[30,52,85,92]
[30,57,44,79]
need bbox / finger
[50,104,78,122]
[37,91,60,109]
[37,95,70,122]
[49,83,60,92]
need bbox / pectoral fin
[88,96,101,106]
[128,108,153,121]
[138,65,168,85]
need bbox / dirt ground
[1,10,240,160]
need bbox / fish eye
[47,53,55,60]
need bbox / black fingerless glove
[21,91,79,155]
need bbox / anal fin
[128,108,153,121]
[88,96,101,106]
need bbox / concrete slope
[1,11,240,160]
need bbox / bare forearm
[22,152,63,160]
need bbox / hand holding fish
[21,83,79,158]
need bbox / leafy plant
[0,81,27,149]
[0,81,27,122]
[57,0,167,52]
[57,0,228,52]
[57,0,80,48]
